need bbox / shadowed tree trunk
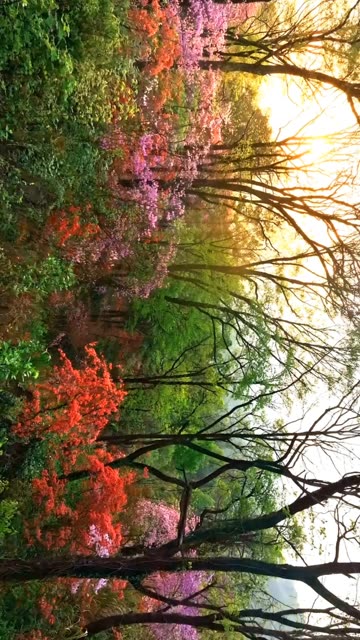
[84,612,360,638]
[2,554,360,621]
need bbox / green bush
[0,480,18,544]
[13,255,76,297]
[0,0,137,234]
[0,339,49,383]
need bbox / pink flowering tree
[143,572,212,640]
[131,499,212,640]
[133,499,197,547]
[44,2,257,304]
[99,0,255,251]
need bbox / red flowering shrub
[13,578,127,638]
[14,345,135,555]
[45,204,99,248]
[13,344,126,454]
[130,0,181,76]
[148,21,181,77]
[130,5,159,37]
[38,595,56,626]
[26,456,135,554]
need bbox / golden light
[305,136,330,164]
[257,76,360,248]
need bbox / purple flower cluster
[119,242,176,300]
[145,571,213,640]
[134,169,160,233]
[93,1,255,299]
[180,0,227,69]
[179,0,255,70]
[68,213,134,267]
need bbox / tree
[9,345,136,555]
[200,0,360,121]
[82,609,360,638]
[3,556,360,619]
[13,344,126,449]
[7,372,358,637]
[114,123,360,362]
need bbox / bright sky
[277,385,360,614]
[254,3,360,618]
[258,77,359,176]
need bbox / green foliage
[119,273,227,431]
[0,479,18,545]
[0,0,136,132]
[17,128,110,206]
[0,339,49,383]
[192,489,215,511]
[150,440,223,480]
[0,583,49,637]
[13,255,76,297]
[21,438,55,480]
[0,0,138,246]
[0,436,19,547]
[0,391,22,429]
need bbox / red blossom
[13,344,126,450]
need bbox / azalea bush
[26,458,134,555]
[0,339,49,383]
[144,571,211,640]
[10,344,135,557]
[0,344,135,637]
[13,344,126,447]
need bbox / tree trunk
[198,60,360,101]
[1,556,360,618]
[86,612,220,637]
[155,473,360,555]
[1,555,360,583]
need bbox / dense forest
[1,0,360,638]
